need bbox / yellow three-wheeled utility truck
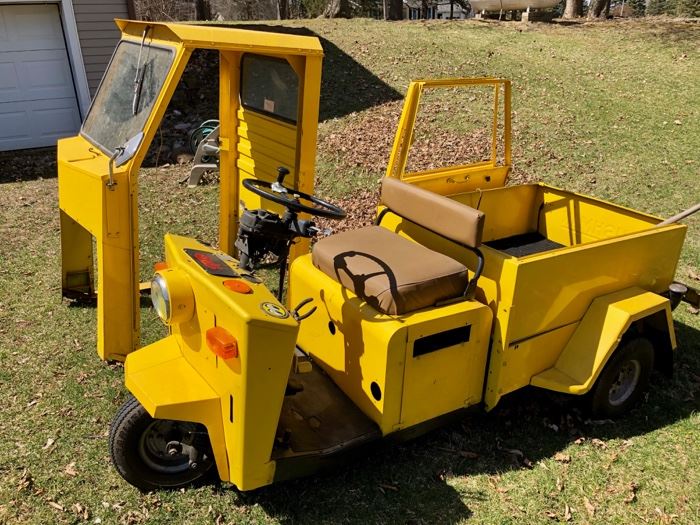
[58,20,699,491]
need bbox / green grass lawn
[1,18,699,525]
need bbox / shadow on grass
[212,23,403,121]
[0,147,57,184]
[219,319,699,523]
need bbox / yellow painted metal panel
[116,19,324,55]
[289,54,323,265]
[290,255,404,432]
[539,188,659,247]
[375,183,685,411]
[160,235,298,490]
[60,211,94,296]
[125,336,230,481]
[236,109,298,183]
[495,323,578,399]
[236,149,294,183]
[237,135,295,167]
[505,226,685,343]
[402,165,511,196]
[217,50,240,254]
[401,307,492,428]
[449,184,541,243]
[531,288,674,394]
[58,137,139,360]
[238,109,298,144]
[289,254,492,434]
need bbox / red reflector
[206,327,238,359]
[223,279,252,294]
[194,252,222,270]
[154,261,168,271]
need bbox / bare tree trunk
[563,0,583,18]
[195,0,211,20]
[278,0,288,19]
[421,0,428,19]
[588,0,610,18]
[322,0,351,18]
[388,0,403,19]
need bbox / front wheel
[588,337,654,418]
[109,396,215,491]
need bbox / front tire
[109,396,215,491]
[588,337,654,418]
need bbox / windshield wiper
[131,26,151,116]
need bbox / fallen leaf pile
[319,101,403,173]
[314,188,380,236]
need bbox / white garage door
[0,4,82,151]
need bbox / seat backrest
[380,177,485,248]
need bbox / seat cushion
[311,226,468,315]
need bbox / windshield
[81,39,174,154]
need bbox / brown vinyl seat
[311,178,486,316]
[312,226,468,315]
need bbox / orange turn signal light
[154,261,168,271]
[206,327,238,359]
[223,279,252,294]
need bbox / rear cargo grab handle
[656,203,700,227]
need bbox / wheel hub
[138,420,201,474]
[608,359,641,407]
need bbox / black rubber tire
[588,337,654,418]
[109,396,215,491]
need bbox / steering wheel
[242,168,346,220]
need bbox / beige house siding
[73,0,131,94]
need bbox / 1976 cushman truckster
[57,20,699,491]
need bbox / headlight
[151,274,171,322]
[150,269,194,325]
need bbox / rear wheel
[109,396,215,491]
[588,337,654,418]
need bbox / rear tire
[588,337,654,418]
[109,396,215,491]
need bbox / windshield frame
[80,38,176,156]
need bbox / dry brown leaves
[584,496,596,517]
[405,126,491,174]
[496,439,534,469]
[319,100,498,177]
[377,483,399,494]
[64,461,78,477]
[624,481,640,504]
[314,188,380,236]
[553,452,571,464]
[318,101,402,173]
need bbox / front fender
[531,287,675,395]
[125,336,230,481]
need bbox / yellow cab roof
[115,19,324,56]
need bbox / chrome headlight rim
[150,273,171,324]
